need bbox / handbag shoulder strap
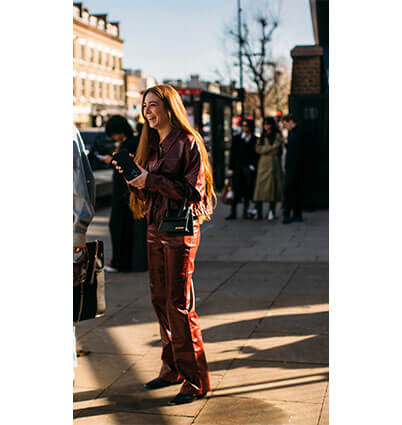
[166,184,189,216]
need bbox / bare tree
[264,57,291,116]
[226,0,283,121]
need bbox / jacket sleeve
[73,140,96,248]
[144,137,203,203]
[256,135,282,155]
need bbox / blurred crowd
[223,114,306,224]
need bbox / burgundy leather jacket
[132,127,213,227]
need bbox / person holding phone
[103,115,148,273]
[113,85,216,405]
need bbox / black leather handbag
[73,240,106,322]
[158,187,194,236]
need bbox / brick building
[73,2,126,127]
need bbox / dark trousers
[109,206,148,272]
[282,171,303,218]
[146,221,210,395]
[231,167,255,217]
[230,199,250,218]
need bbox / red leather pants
[146,220,211,395]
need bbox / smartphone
[113,148,142,180]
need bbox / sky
[81,0,314,87]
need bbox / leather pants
[146,220,211,395]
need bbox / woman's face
[143,91,170,131]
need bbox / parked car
[79,128,117,170]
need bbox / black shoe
[225,214,237,220]
[168,392,207,405]
[282,215,291,224]
[144,377,183,390]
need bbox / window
[114,85,119,100]
[105,53,110,68]
[99,81,103,98]
[112,56,116,70]
[81,44,85,60]
[98,50,102,65]
[120,86,124,101]
[89,47,94,62]
[106,83,110,99]
[81,79,86,97]
[90,80,95,98]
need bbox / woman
[103,115,148,272]
[252,117,284,220]
[113,85,216,405]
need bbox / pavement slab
[236,333,329,365]
[193,396,323,425]
[73,352,140,390]
[212,359,328,403]
[318,387,329,425]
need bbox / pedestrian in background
[282,114,305,224]
[252,117,284,220]
[103,115,148,272]
[73,125,96,373]
[116,85,216,405]
[225,119,259,220]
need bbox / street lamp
[237,0,244,120]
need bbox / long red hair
[130,84,217,221]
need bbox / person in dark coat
[101,115,148,272]
[225,119,259,220]
[282,114,306,224]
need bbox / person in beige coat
[252,117,284,220]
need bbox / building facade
[73,3,126,127]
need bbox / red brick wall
[290,46,323,95]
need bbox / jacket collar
[159,127,182,154]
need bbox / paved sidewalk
[74,201,329,424]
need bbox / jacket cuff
[73,232,86,248]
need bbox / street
[74,200,328,424]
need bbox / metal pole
[238,0,244,120]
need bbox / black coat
[229,133,259,202]
[285,125,305,177]
[109,135,148,272]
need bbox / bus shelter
[175,88,236,190]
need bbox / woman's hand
[126,163,148,189]
[111,155,148,189]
